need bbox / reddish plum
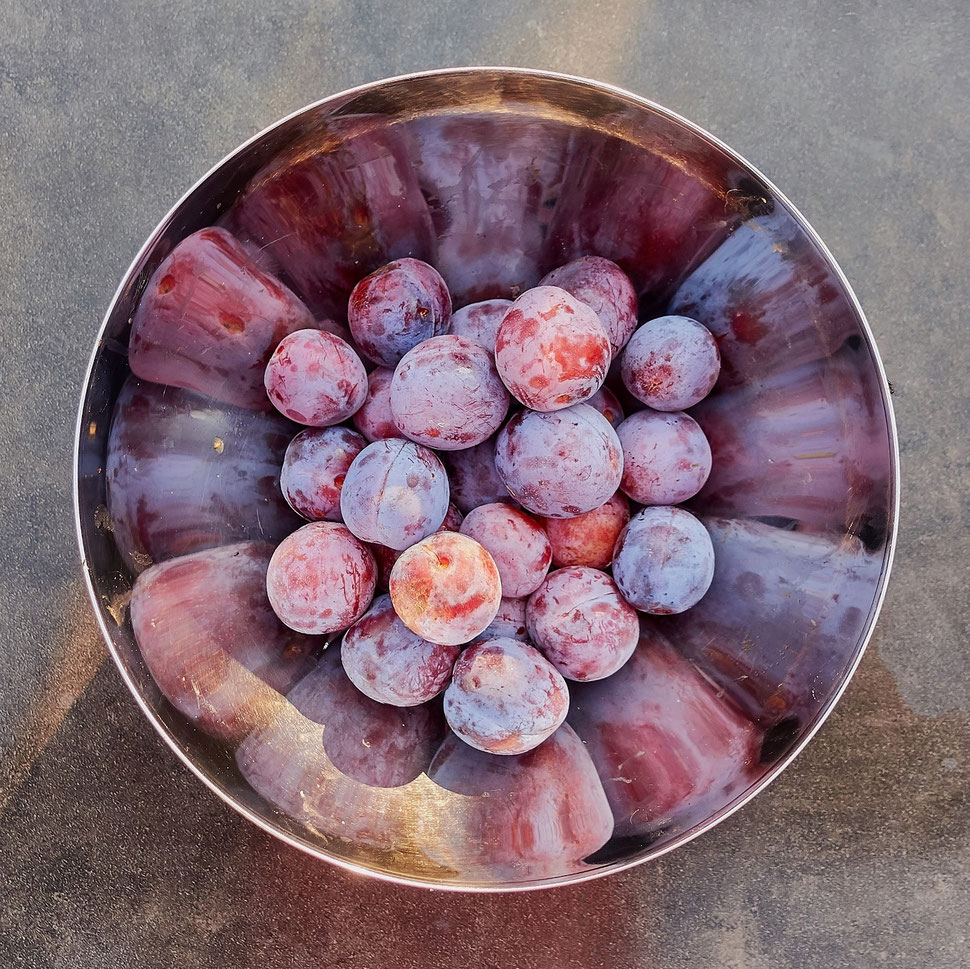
[389,532,502,646]
[449,298,513,350]
[341,595,460,706]
[443,638,569,755]
[616,409,712,505]
[266,521,377,634]
[106,377,300,573]
[348,258,452,367]
[585,385,625,427]
[130,542,321,742]
[613,506,715,614]
[539,255,638,354]
[390,335,509,450]
[339,439,449,550]
[280,426,365,521]
[459,502,551,598]
[352,367,397,442]
[445,439,511,513]
[370,503,463,590]
[569,627,762,838]
[422,724,613,880]
[470,596,529,644]
[543,491,630,570]
[621,315,720,411]
[129,227,315,411]
[526,567,639,682]
[263,328,367,426]
[495,286,610,411]
[494,404,623,518]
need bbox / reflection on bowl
[75,68,897,891]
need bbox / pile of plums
[187,247,722,757]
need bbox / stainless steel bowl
[75,67,899,891]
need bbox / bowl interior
[76,69,896,890]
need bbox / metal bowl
[75,67,899,891]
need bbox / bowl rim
[73,65,901,893]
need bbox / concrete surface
[1,1,967,967]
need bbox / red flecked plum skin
[370,502,463,590]
[539,255,638,354]
[470,596,529,644]
[130,542,321,743]
[266,521,377,634]
[341,595,460,706]
[291,647,444,788]
[280,426,365,521]
[527,567,639,681]
[616,409,712,505]
[443,638,569,755]
[449,298,513,350]
[569,627,762,838]
[621,315,720,411]
[339,439,449,550]
[390,335,509,450]
[389,532,502,646]
[459,503,551,598]
[129,227,315,411]
[264,328,368,426]
[106,377,300,573]
[352,367,397,442]
[422,724,613,880]
[585,385,625,427]
[348,258,452,367]
[445,439,511,513]
[495,286,610,411]
[613,506,715,614]
[543,491,630,570]
[494,404,623,518]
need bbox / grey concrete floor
[1,1,968,967]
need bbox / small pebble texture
[1,2,966,967]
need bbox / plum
[443,638,569,755]
[449,298,513,351]
[542,491,630,570]
[390,335,509,450]
[494,286,610,411]
[105,377,300,573]
[130,542,322,743]
[445,439,512,513]
[352,367,397,442]
[266,521,377,634]
[585,385,625,427]
[370,502,463,590]
[469,596,530,645]
[279,426,365,521]
[341,595,459,706]
[389,532,502,646]
[459,502,551,598]
[129,227,315,411]
[526,567,639,681]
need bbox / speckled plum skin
[585,385,625,427]
[459,503,551,598]
[341,595,460,706]
[339,438,450,550]
[265,522,377,634]
[449,298,513,350]
[352,367,397,442]
[539,255,638,354]
[280,426,365,521]
[494,404,623,518]
[445,439,512,513]
[129,227,315,411]
[621,315,720,411]
[470,596,530,644]
[526,567,639,682]
[264,328,368,426]
[389,532,502,646]
[370,502,463,590]
[390,335,509,450]
[613,506,715,614]
[616,409,712,505]
[494,286,611,411]
[542,491,630,570]
[348,258,452,367]
[443,638,569,755]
